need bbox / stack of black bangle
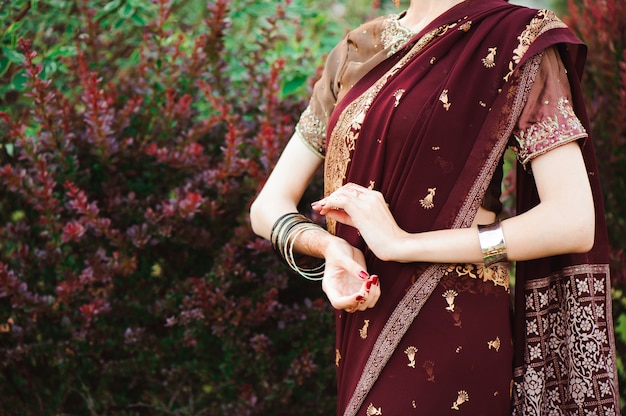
[270,212,326,280]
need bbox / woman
[250,0,620,414]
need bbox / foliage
[0,0,378,413]
[565,0,626,410]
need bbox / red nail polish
[356,295,364,301]
[372,275,379,285]
[366,281,372,289]
[359,271,369,279]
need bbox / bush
[0,0,381,413]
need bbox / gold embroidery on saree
[442,289,458,312]
[404,346,418,368]
[392,89,405,107]
[444,263,510,292]
[451,390,470,410]
[366,403,383,415]
[504,10,567,81]
[359,319,370,339]
[419,187,437,209]
[482,47,498,68]
[458,21,472,32]
[439,89,452,111]
[488,336,502,352]
[513,265,619,414]
[336,348,341,367]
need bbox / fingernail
[366,281,372,290]
[372,275,379,285]
[359,271,369,279]
[356,295,365,301]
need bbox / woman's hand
[312,183,407,262]
[322,236,380,312]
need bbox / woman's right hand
[321,237,380,312]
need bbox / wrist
[375,228,414,262]
[321,234,350,259]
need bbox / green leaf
[104,0,122,12]
[616,312,626,344]
[9,69,28,91]
[131,13,147,26]
[1,46,25,64]
[10,209,24,222]
[119,3,135,19]
[46,45,77,59]
[281,75,308,97]
[0,56,10,77]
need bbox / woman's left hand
[311,183,406,262]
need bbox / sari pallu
[317,0,620,414]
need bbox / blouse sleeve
[295,42,348,159]
[509,46,588,169]
[295,16,390,158]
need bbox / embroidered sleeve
[296,16,391,159]
[509,47,588,168]
[295,37,349,159]
[296,104,327,158]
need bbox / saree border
[512,264,620,414]
[342,50,545,416]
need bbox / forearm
[249,132,323,240]
[390,203,593,264]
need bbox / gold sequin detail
[366,403,383,415]
[392,89,405,107]
[482,47,498,68]
[336,349,341,367]
[419,187,436,209]
[368,180,375,189]
[488,336,501,352]
[445,263,510,292]
[439,89,451,111]
[442,289,458,312]
[458,20,472,32]
[359,319,370,339]
[296,105,326,157]
[404,346,418,368]
[511,97,587,167]
[381,14,415,56]
[451,391,470,410]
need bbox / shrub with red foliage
[0,1,337,414]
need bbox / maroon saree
[297,0,620,414]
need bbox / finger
[347,293,367,313]
[322,280,367,310]
[360,276,380,309]
[325,210,355,227]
